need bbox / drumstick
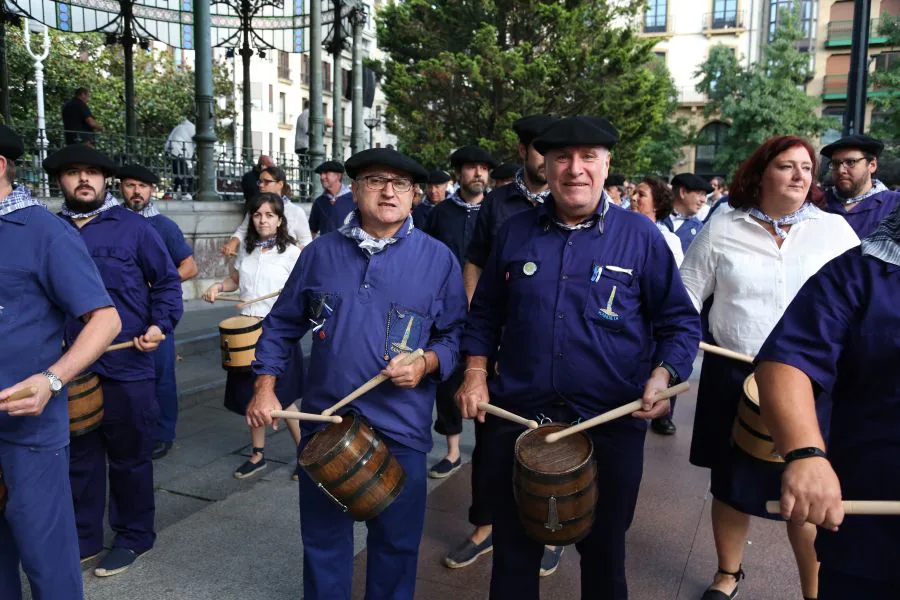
[105,334,167,353]
[766,500,900,516]
[544,382,691,444]
[321,349,425,417]
[699,342,755,365]
[0,386,39,403]
[270,410,343,424]
[236,289,283,310]
[477,403,539,429]
[214,295,242,302]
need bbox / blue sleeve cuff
[426,343,456,382]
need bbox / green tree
[375,0,683,175]
[5,26,235,143]
[870,15,900,184]
[694,8,834,176]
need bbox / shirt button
[558,313,565,319]
[363,283,370,289]
[555,352,563,359]
[561,275,568,280]
[567,241,573,246]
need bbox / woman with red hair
[680,136,859,600]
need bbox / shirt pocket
[384,303,433,360]
[90,246,133,291]
[306,291,341,342]
[0,267,29,328]
[504,260,547,324]
[583,266,638,331]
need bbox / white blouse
[680,206,859,357]
[234,243,301,318]
[656,222,685,267]
[231,199,313,248]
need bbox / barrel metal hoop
[341,450,394,507]
[303,415,363,471]
[322,437,380,488]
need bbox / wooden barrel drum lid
[68,372,104,437]
[514,423,598,545]
[298,412,406,521]
[731,374,784,463]
[219,316,262,371]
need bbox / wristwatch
[783,447,827,463]
[41,370,63,396]
[655,361,681,386]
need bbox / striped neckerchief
[862,204,900,267]
[0,185,46,217]
[59,191,119,219]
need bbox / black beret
[605,173,626,188]
[313,160,345,174]
[117,164,159,185]
[0,125,24,161]
[344,148,429,183]
[671,172,713,193]
[43,144,117,176]
[512,114,560,147]
[532,116,620,154]
[821,134,884,159]
[450,145,498,169]
[491,163,519,180]
[426,169,451,184]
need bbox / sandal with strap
[700,565,745,600]
[234,447,267,479]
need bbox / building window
[268,85,274,113]
[695,122,730,177]
[301,54,310,85]
[278,51,291,80]
[268,133,273,154]
[644,0,667,33]
[323,62,332,90]
[279,138,286,154]
[279,92,287,124]
[768,0,815,41]
[821,107,845,150]
[711,0,739,28]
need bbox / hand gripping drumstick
[0,386,39,404]
[476,403,539,429]
[699,342,755,365]
[270,411,343,424]
[321,349,425,417]
[105,334,167,353]
[236,289,283,310]
[544,382,691,444]
[766,500,900,516]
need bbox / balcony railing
[703,10,746,32]
[826,18,890,47]
[277,66,291,80]
[822,73,892,100]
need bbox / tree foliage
[694,7,834,176]
[870,15,900,172]
[5,26,235,143]
[375,0,683,176]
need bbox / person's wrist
[783,447,827,463]
[464,367,488,377]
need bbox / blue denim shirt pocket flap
[584,267,636,329]
[384,303,432,360]
[306,291,341,341]
[90,246,133,290]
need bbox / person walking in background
[165,118,196,201]
[62,88,102,146]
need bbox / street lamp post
[363,106,381,150]
[24,20,50,198]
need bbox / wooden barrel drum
[69,372,104,437]
[514,423,598,546]
[731,374,784,463]
[219,316,262,371]
[298,412,406,521]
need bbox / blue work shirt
[462,200,701,425]
[61,205,184,382]
[0,206,112,449]
[661,214,704,253]
[411,200,435,230]
[147,213,193,266]
[821,189,900,239]
[253,222,468,452]
[308,190,355,236]
[756,247,900,584]
[422,198,480,265]
[466,183,539,268]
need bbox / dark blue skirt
[224,341,304,416]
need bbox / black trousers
[468,418,492,526]
[434,368,464,436]
[819,565,900,599]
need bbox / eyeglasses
[357,175,413,193]
[829,157,869,171]
[258,178,280,186]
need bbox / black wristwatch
[655,361,680,386]
[783,447,827,463]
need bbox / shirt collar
[537,192,611,231]
[731,204,822,224]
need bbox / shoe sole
[428,464,462,479]
[94,549,148,577]
[443,545,493,568]
[234,464,268,479]
[80,552,101,565]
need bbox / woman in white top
[203,192,304,480]
[630,176,685,266]
[680,137,859,600]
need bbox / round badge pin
[691,228,697,235]
[523,262,537,276]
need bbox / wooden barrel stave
[731,374,784,463]
[68,372,103,437]
[219,316,262,371]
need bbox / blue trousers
[298,437,426,600]
[819,565,900,599]
[69,377,157,557]
[153,334,178,442]
[0,445,82,600]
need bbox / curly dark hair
[260,165,292,198]
[728,136,823,210]
[244,192,296,254]
[639,177,675,221]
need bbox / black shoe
[443,533,493,568]
[651,417,677,435]
[539,546,564,577]
[94,547,145,577]
[234,447,267,479]
[152,441,173,460]
[700,566,744,599]
[428,457,462,479]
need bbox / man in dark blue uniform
[246,147,467,600]
[457,116,701,600]
[662,172,712,253]
[604,173,626,206]
[308,160,354,237]
[0,125,121,600]
[820,134,900,238]
[118,164,198,460]
[490,163,518,188]
[412,169,450,229]
[756,204,900,598]
[44,145,184,577]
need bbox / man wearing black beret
[247,147,467,600]
[820,134,900,238]
[118,165,198,460]
[412,169,451,229]
[490,163,519,188]
[456,115,700,599]
[308,160,354,237]
[604,173,626,206]
[662,172,713,254]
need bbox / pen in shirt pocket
[591,262,603,283]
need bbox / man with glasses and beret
[118,164,198,460]
[0,126,121,600]
[456,116,700,600]
[246,147,467,600]
[44,145,184,577]
[820,134,900,238]
[308,160,354,237]
[412,169,451,229]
